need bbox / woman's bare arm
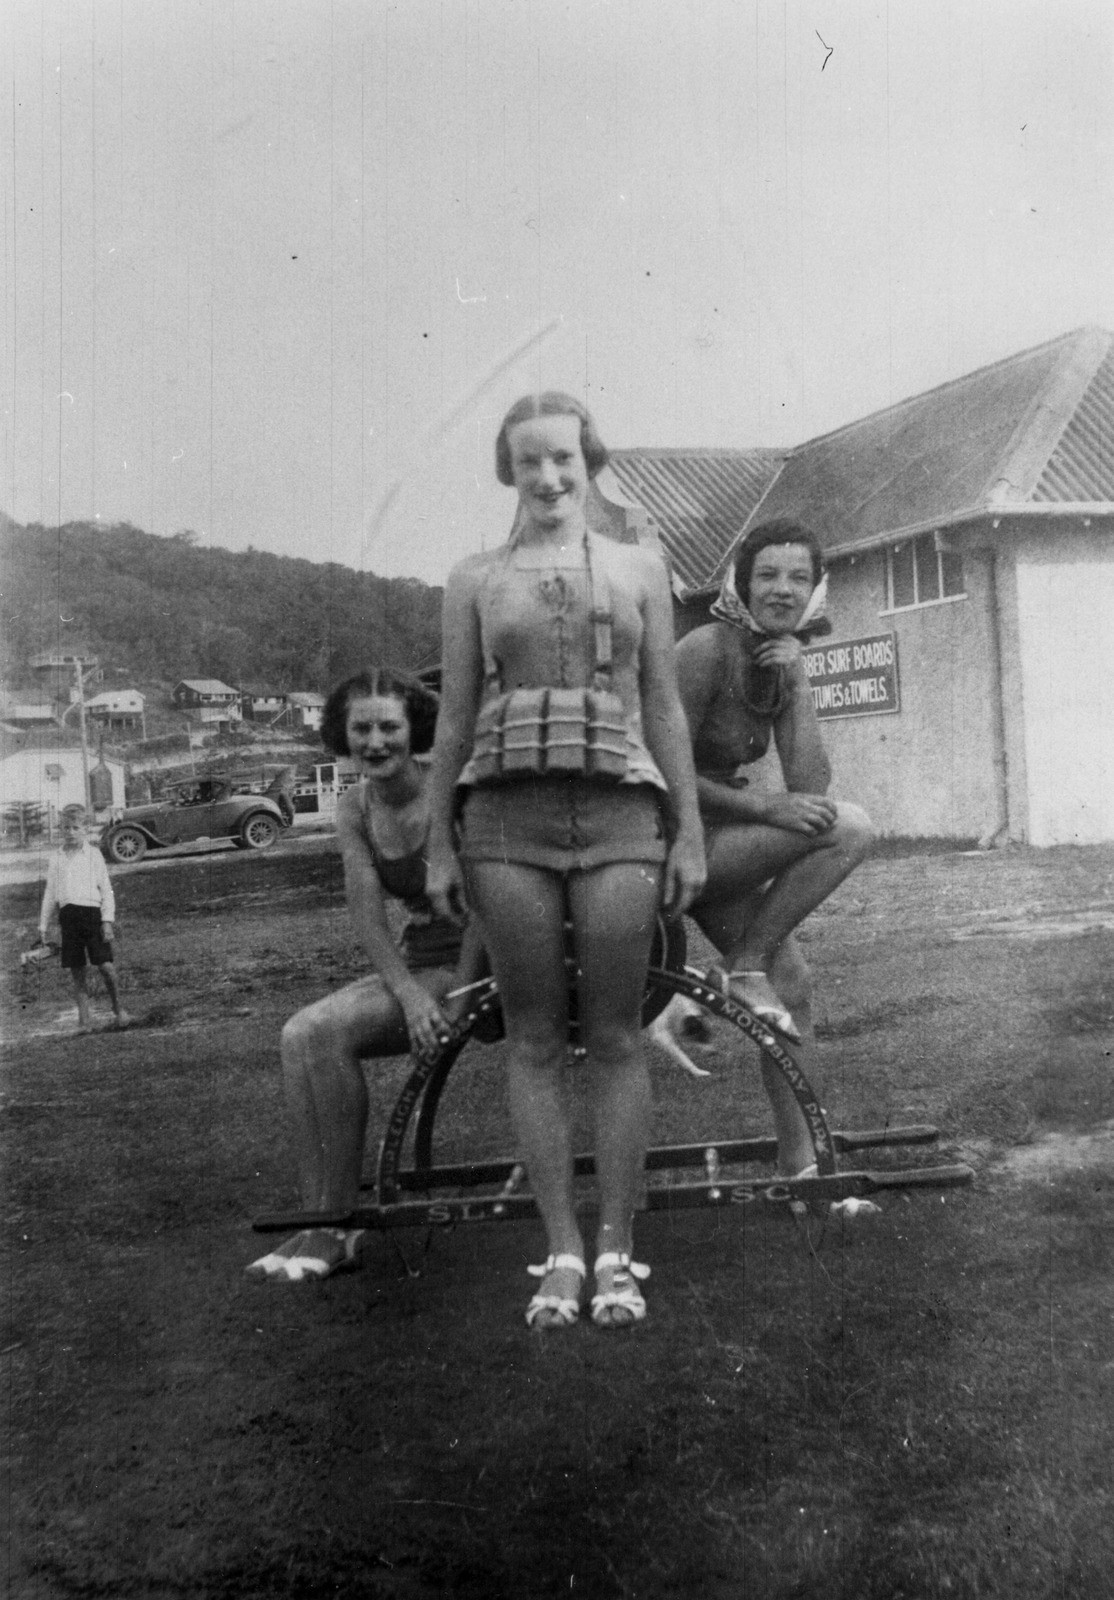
[635,548,706,916]
[425,557,485,917]
[762,636,832,795]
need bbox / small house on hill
[286,692,325,732]
[0,693,58,731]
[240,689,288,723]
[86,689,145,733]
[605,327,1114,848]
[173,679,241,726]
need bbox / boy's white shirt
[40,840,116,933]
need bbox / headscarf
[708,539,831,719]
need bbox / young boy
[39,804,132,1032]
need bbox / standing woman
[248,669,481,1283]
[426,393,705,1330]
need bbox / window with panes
[885,534,965,611]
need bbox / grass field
[3,838,1112,1599]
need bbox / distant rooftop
[176,678,238,695]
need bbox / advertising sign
[802,632,900,720]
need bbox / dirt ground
[2,838,1113,1598]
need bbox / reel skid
[254,956,973,1240]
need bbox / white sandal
[591,1251,651,1329]
[245,1228,365,1283]
[718,969,801,1043]
[525,1253,586,1329]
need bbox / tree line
[0,518,443,692]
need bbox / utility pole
[74,658,91,809]
[31,650,98,812]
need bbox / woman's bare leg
[248,972,447,1279]
[281,975,419,1210]
[699,803,874,972]
[694,802,874,1173]
[567,863,660,1255]
[464,862,583,1316]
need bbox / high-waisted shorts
[457,778,668,874]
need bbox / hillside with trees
[0,517,443,691]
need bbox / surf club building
[592,327,1114,848]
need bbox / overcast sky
[3,0,1112,584]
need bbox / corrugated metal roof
[611,328,1113,587]
[606,448,783,592]
[1033,341,1114,501]
[747,330,1108,553]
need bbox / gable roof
[605,447,783,594]
[752,326,1113,561]
[611,327,1114,595]
[1032,336,1114,502]
[176,678,238,696]
[86,689,145,708]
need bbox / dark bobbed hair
[320,669,440,758]
[494,391,609,486]
[733,517,825,604]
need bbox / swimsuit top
[457,535,666,792]
[360,785,461,971]
[681,622,777,784]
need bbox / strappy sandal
[245,1228,365,1283]
[525,1252,586,1329]
[717,969,801,1044]
[591,1251,651,1329]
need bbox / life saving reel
[253,916,973,1240]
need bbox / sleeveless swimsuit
[457,538,668,872]
[362,787,462,971]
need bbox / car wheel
[107,826,148,864]
[239,812,279,850]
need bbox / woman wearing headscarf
[676,518,875,1181]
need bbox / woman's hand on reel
[397,979,453,1056]
[426,845,468,925]
[661,828,706,921]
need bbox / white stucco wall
[803,544,1001,840]
[1012,527,1114,845]
[0,749,126,815]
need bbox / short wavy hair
[494,391,609,486]
[733,517,825,604]
[320,669,440,758]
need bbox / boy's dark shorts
[59,905,113,970]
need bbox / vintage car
[100,778,292,864]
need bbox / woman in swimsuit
[247,668,481,1282]
[426,392,705,1330]
[676,519,875,1181]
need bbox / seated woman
[247,669,482,1282]
[676,518,875,1180]
[426,391,705,1330]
